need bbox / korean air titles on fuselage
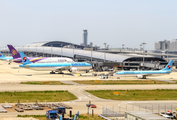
[124,71,134,74]
[119,71,169,75]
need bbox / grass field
[18,114,103,120]
[87,89,177,100]
[74,80,174,85]
[18,115,46,120]
[20,81,67,85]
[0,91,77,103]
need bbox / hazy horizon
[0,0,177,50]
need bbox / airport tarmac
[0,61,176,84]
[0,60,177,119]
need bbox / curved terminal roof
[25,41,85,49]
[25,42,47,47]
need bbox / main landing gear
[50,71,64,74]
[86,69,89,73]
[50,71,55,74]
[58,71,64,74]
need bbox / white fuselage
[13,57,73,64]
[33,58,73,63]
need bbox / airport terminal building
[1,41,168,71]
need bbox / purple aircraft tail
[7,45,21,59]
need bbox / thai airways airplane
[114,60,173,79]
[0,52,13,60]
[18,51,92,73]
[7,45,73,64]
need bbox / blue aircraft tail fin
[161,60,173,71]
[19,51,31,65]
[0,52,5,58]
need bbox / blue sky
[0,0,177,49]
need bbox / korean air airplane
[0,52,13,61]
[19,51,92,73]
[114,60,173,79]
[7,45,73,64]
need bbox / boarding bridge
[142,62,165,69]
[93,62,103,72]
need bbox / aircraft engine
[136,75,145,79]
[69,67,77,72]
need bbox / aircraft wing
[52,66,71,72]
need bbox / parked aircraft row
[0,45,91,74]
[0,44,174,78]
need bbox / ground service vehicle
[56,107,66,114]
[46,110,58,120]
[160,111,176,119]
[46,109,78,120]
[90,104,97,108]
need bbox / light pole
[166,42,170,62]
[90,43,93,63]
[28,46,29,57]
[140,44,142,53]
[104,43,107,62]
[165,49,169,62]
[122,44,124,49]
[51,44,52,57]
[36,45,37,57]
[73,44,74,60]
[5,46,6,56]
[107,45,109,50]
[5,46,7,56]
[122,44,124,53]
[61,44,63,57]
[167,50,169,62]
[141,42,146,69]
[3,46,5,56]
[43,46,44,57]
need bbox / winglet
[19,51,31,65]
[7,45,21,59]
[74,111,79,120]
[0,52,5,58]
[161,60,173,71]
[60,114,63,120]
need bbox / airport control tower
[83,29,88,46]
